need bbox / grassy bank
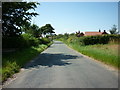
[54,34,120,69]
[2,42,52,82]
[67,43,119,69]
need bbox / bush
[22,33,39,47]
[2,36,25,48]
[2,33,40,49]
[108,34,120,44]
[79,35,110,45]
[40,37,51,44]
[66,34,120,46]
[2,43,52,82]
[67,36,78,43]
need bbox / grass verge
[66,43,119,69]
[2,42,52,82]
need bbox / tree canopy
[40,24,55,36]
[109,25,118,34]
[30,24,41,38]
[2,2,40,37]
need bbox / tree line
[22,22,55,38]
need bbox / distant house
[84,30,108,36]
[75,30,108,37]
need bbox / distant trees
[54,34,63,39]
[109,25,118,34]
[22,23,55,38]
[2,2,40,37]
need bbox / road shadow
[24,53,80,69]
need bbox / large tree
[109,25,118,34]
[21,21,31,33]
[40,24,55,37]
[2,2,40,37]
[45,24,55,35]
[40,26,47,37]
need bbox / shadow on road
[24,53,80,69]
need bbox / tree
[45,24,55,36]
[40,24,55,37]
[109,25,118,34]
[22,23,42,38]
[21,21,31,33]
[30,24,40,38]
[40,26,47,37]
[2,2,40,37]
[54,34,63,39]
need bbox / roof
[85,32,103,36]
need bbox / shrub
[2,36,25,48]
[40,37,50,44]
[108,34,120,44]
[67,36,76,43]
[77,35,110,45]
[66,34,120,46]
[22,33,39,47]
[2,33,40,49]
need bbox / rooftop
[85,32,103,36]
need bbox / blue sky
[31,2,118,34]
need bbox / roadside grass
[2,42,52,82]
[67,43,119,69]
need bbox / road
[3,41,118,88]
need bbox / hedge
[67,34,120,45]
[2,33,52,49]
[2,34,40,49]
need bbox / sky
[30,2,118,34]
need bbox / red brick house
[76,30,108,37]
[84,30,108,36]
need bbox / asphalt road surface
[3,41,118,88]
